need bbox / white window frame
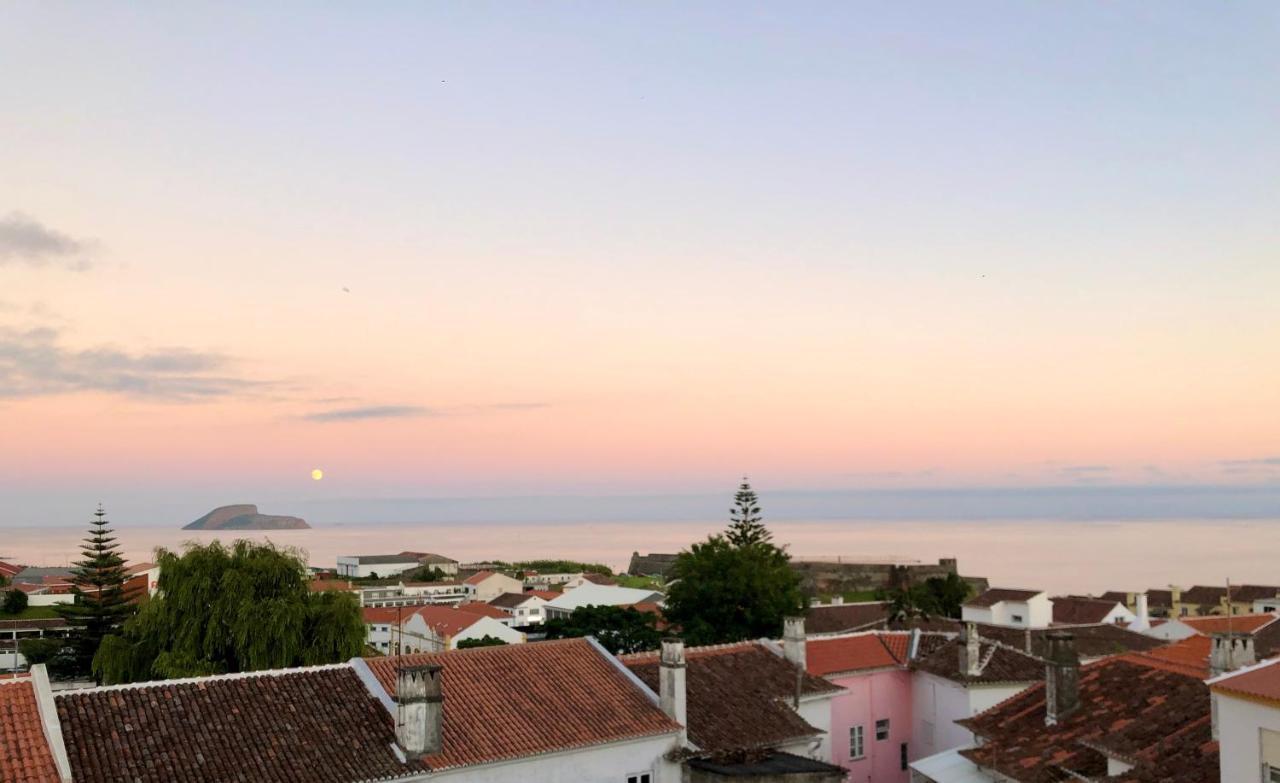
[849,724,865,759]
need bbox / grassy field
[0,605,61,621]
[613,574,665,591]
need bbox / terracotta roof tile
[1211,658,1280,704]
[1120,635,1211,678]
[1051,596,1125,625]
[1181,613,1278,635]
[366,638,678,770]
[463,570,496,585]
[913,637,1046,684]
[487,592,535,609]
[55,665,421,783]
[622,641,838,753]
[453,601,509,620]
[964,587,1044,608]
[0,679,59,783]
[804,602,890,634]
[806,634,899,676]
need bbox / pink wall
[828,668,912,783]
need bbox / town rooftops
[463,569,499,585]
[367,639,679,771]
[958,656,1217,782]
[399,551,457,564]
[0,677,59,783]
[622,641,840,753]
[54,664,426,783]
[579,572,617,586]
[627,551,679,577]
[1121,635,1211,679]
[963,587,1044,608]
[1210,656,1280,705]
[967,620,1165,659]
[363,603,498,637]
[488,591,537,609]
[912,636,1046,685]
[1051,595,1126,625]
[805,602,891,635]
[805,631,950,677]
[1180,612,1278,635]
[685,750,846,778]
[545,583,665,612]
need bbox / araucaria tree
[55,505,135,679]
[94,540,365,684]
[663,481,804,645]
[725,477,771,547]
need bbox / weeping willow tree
[95,540,365,684]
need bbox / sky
[2,3,1278,526]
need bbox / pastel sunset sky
[2,3,1278,525]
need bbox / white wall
[1097,603,1136,626]
[470,574,524,603]
[1216,691,1280,783]
[1144,619,1198,641]
[337,557,420,578]
[1025,594,1053,629]
[426,734,682,783]
[27,594,72,607]
[793,694,836,763]
[962,595,1051,629]
[910,672,1033,760]
[451,617,526,647]
[960,606,993,626]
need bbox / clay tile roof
[1181,613,1278,635]
[366,638,678,770]
[581,573,617,585]
[806,634,900,676]
[622,641,839,753]
[967,621,1165,659]
[913,638,1046,685]
[55,665,423,783]
[959,657,1217,782]
[0,679,59,783]
[463,570,496,585]
[307,578,353,592]
[454,601,509,620]
[0,561,23,578]
[526,590,560,601]
[804,602,890,634]
[1228,584,1280,602]
[487,592,534,609]
[1211,658,1280,704]
[1051,596,1125,625]
[1121,635,1211,679]
[1180,585,1228,605]
[964,587,1044,608]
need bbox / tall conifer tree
[726,477,771,547]
[56,504,134,679]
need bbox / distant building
[790,557,987,597]
[543,583,666,620]
[960,588,1051,629]
[363,603,525,654]
[359,580,472,608]
[398,551,460,576]
[335,554,422,578]
[1101,583,1280,619]
[463,571,523,603]
[1049,595,1135,626]
[522,572,579,589]
[489,591,558,626]
[561,572,618,591]
[627,552,679,579]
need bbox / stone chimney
[1210,632,1256,676]
[1044,632,1080,726]
[659,638,688,745]
[783,616,806,670]
[957,622,981,676]
[1130,592,1150,632]
[396,664,443,756]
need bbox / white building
[401,606,525,651]
[1211,656,1280,782]
[337,554,422,579]
[523,572,580,589]
[544,583,665,620]
[463,570,524,602]
[489,591,557,626]
[961,588,1052,629]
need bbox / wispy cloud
[1060,465,1111,475]
[0,213,94,270]
[0,326,261,401]
[302,402,549,423]
[1220,457,1280,468]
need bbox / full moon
[311,469,324,481]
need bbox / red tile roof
[1211,658,1280,704]
[0,561,23,578]
[622,641,839,753]
[463,570,496,585]
[964,587,1044,607]
[806,634,900,676]
[1051,596,1126,625]
[1181,613,1277,635]
[55,665,421,783]
[912,637,1046,685]
[805,602,890,634]
[581,573,617,585]
[307,578,353,592]
[526,589,560,600]
[0,679,59,783]
[363,604,498,636]
[454,601,509,620]
[1121,635,1211,678]
[366,639,678,770]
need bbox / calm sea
[2,518,1277,595]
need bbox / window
[1011,614,1024,623]
[900,742,908,771]
[875,719,890,740]
[849,725,865,759]
[625,774,651,783]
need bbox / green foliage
[515,560,613,577]
[456,635,508,649]
[924,573,972,619]
[879,572,973,622]
[3,588,28,614]
[543,605,662,654]
[0,605,59,621]
[614,574,664,591]
[17,637,63,665]
[663,535,804,645]
[404,565,449,583]
[55,505,136,679]
[725,477,771,547]
[93,540,365,684]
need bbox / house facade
[960,589,1051,629]
[544,584,666,620]
[463,571,524,602]
[489,591,557,626]
[1211,658,1280,782]
[337,554,422,578]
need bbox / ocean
[2,517,1276,595]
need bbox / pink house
[807,633,920,783]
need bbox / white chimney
[1210,632,1256,676]
[783,616,806,670]
[1129,593,1150,632]
[832,595,844,605]
[659,638,688,746]
[397,664,443,756]
[958,622,981,676]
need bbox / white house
[337,554,422,578]
[463,570,524,602]
[1210,656,1280,782]
[399,604,526,652]
[544,583,665,620]
[561,573,618,591]
[489,591,558,626]
[523,572,580,589]
[961,588,1052,629]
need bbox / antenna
[1226,577,1233,672]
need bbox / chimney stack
[1130,592,1150,632]
[958,622,982,676]
[396,664,443,756]
[1210,632,1256,676]
[832,595,844,605]
[783,616,806,670]
[1044,632,1079,726]
[659,638,688,746]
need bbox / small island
[183,504,310,531]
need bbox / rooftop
[963,587,1044,608]
[340,554,420,565]
[1051,595,1126,625]
[1121,635,1211,679]
[1210,657,1280,705]
[622,641,839,753]
[545,583,665,611]
[1180,612,1278,635]
[912,636,1046,685]
[0,678,59,783]
[366,638,679,770]
[805,602,890,635]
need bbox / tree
[55,505,135,679]
[456,635,508,649]
[18,637,63,665]
[725,477,771,547]
[94,540,366,684]
[543,605,662,654]
[405,565,448,583]
[3,588,28,615]
[924,573,972,619]
[883,583,936,623]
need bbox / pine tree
[56,505,134,680]
[725,477,771,547]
